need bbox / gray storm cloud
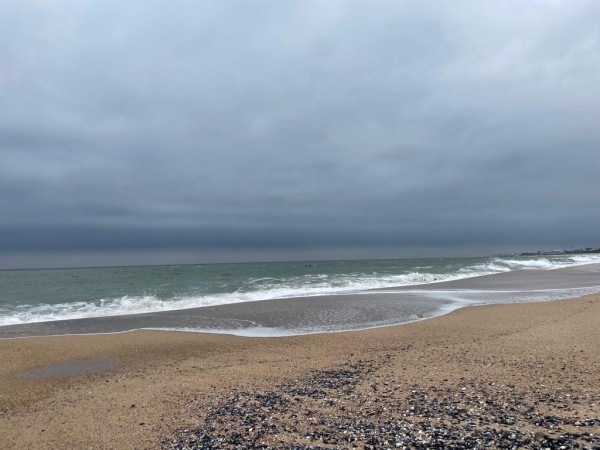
[1,0,599,266]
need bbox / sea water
[1,254,599,328]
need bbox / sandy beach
[1,292,599,449]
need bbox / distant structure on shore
[519,247,600,256]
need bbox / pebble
[161,360,600,450]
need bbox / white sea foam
[1,254,600,326]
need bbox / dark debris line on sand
[162,358,600,450]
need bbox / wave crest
[2,253,600,325]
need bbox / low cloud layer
[2,1,599,267]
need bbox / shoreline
[2,263,600,340]
[1,294,599,449]
[0,292,590,342]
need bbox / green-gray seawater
[2,254,599,328]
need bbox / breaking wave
[1,253,599,326]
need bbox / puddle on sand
[18,359,117,378]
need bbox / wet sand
[1,292,599,449]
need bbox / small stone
[534,431,547,442]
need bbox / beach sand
[1,294,599,449]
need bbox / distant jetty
[519,247,600,256]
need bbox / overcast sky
[1,0,599,268]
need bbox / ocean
[1,253,600,335]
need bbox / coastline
[1,293,599,449]
[2,263,600,340]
